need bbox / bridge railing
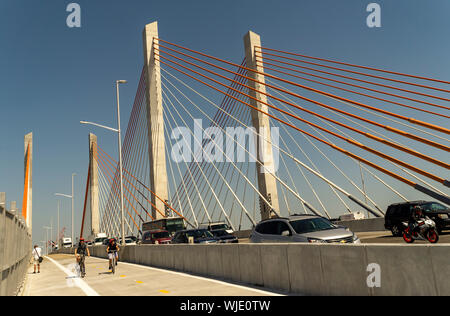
[0,193,32,296]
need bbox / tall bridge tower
[244,31,280,219]
[143,21,169,219]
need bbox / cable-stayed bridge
[78,21,449,241]
[2,20,450,297]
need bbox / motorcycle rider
[408,205,426,236]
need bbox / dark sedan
[171,229,218,244]
[210,229,238,243]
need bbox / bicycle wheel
[111,257,115,274]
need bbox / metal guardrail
[0,193,32,296]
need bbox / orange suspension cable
[255,50,450,97]
[96,149,156,220]
[256,54,450,111]
[97,145,191,225]
[155,39,450,135]
[155,47,450,154]
[157,54,449,183]
[156,56,449,188]
[98,150,161,220]
[255,46,450,85]
[79,162,91,239]
[97,152,123,230]
[97,151,142,225]
[96,151,144,230]
[256,58,450,117]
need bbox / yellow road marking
[120,275,126,277]
[160,290,170,294]
[136,281,143,284]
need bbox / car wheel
[391,225,401,237]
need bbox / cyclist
[106,238,120,271]
[74,238,90,278]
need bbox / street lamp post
[43,226,51,255]
[57,200,60,249]
[80,79,127,246]
[55,176,75,247]
[72,173,75,244]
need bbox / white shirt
[33,247,42,260]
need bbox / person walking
[32,245,42,274]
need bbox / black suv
[385,201,450,236]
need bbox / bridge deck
[22,254,282,296]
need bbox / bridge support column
[89,133,100,237]
[244,31,280,220]
[23,133,33,234]
[143,21,168,220]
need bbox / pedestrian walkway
[23,254,282,296]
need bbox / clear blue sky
[1,0,449,245]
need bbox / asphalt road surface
[358,230,450,244]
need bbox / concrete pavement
[23,254,283,296]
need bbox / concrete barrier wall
[0,193,32,296]
[334,217,387,232]
[56,242,450,296]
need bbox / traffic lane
[45,254,284,296]
[360,231,450,244]
[238,231,450,244]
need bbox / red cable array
[83,37,450,235]
[151,38,450,199]
[255,46,450,85]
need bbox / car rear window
[289,218,336,234]
[211,224,229,230]
[152,231,170,239]
[421,202,448,213]
[186,229,213,238]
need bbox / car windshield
[186,229,213,239]
[289,218,337,234]
[152,231,170,239]
[211,224,229,230]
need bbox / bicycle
[108,251,118,274]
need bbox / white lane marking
[45,256,100,296]
[91,257,284,296]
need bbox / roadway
[237,230,450,244]
[357,230,450,244]
[22,254,284,296]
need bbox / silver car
[250,215,360,244]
